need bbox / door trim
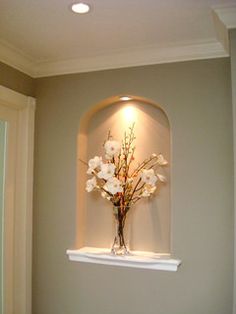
[0,85,35,314]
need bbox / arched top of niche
[78,95,170,135]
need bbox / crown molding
[0,40,35,77]
[0,41,229,79]
[212,3,236,54]
[212,3,236,30]
[33,41,227,78]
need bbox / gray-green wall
[33,58,234,314]
[230,29,236,314]
[0,120,6,314]
[0,61,35,96]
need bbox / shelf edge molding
[66,247,182,272]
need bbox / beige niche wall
[77,96,171,253]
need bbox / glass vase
[111,205,130,256]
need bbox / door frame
[0,85,35,314]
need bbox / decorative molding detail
[0,38,228,78]
[212,4,236,54]
[212,3,236,30]
[33,41,227,78]
[67,247,182,271]
[0,40,35,77]
[0,85,35,314]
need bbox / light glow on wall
[122,105,137,125]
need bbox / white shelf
[66,247,181,271]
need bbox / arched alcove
[76,95,171,254]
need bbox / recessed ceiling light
[71,2,91,14]
[120,96,132,101]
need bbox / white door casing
[0,103,17,314]
[0,85,35,314]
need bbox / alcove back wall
[33,58,233,314]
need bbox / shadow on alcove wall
[76,95,171,254]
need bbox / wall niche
[67,95,181,271]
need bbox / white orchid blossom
[85,125,167,209]
[157,173,166,182]
[86,177,97,192]
[104,177,123,195]
[97,163,116,180]
[156,154,168,166]
[141,185,156,197]
[141,169,157,186]
[87,156,102,174]
[104,140,120,158]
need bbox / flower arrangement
[84,124,168,255]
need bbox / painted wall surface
[0,61,35,96]
[34,58,233,314]
[230,29,236,314]
[0,120,6,314]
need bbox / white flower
[157,154,168,166]
[141,169,157,186]
[141,185,156,197]
[87,156,102,174]
[97,163,116,180]
[104,177,123,195]
[104,140,120,158]
[86,177,97,192]
[105,154,112,160]
[157,174,166,182]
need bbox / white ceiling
[0,0,235,77]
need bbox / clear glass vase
[111,205,130,256]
